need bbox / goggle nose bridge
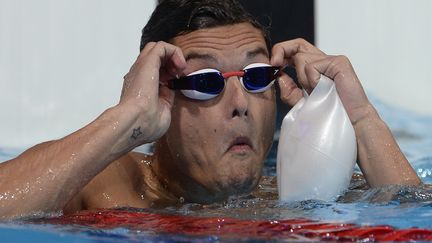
[222,71,245,79]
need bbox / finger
[141,42,157,56]
[304,55,370,120]
[159,67,176,85]
[271,38,325,68]
[159,84,175,110]
[163,49,187,81]
[139,42,186,96]
[123,42,158,85]
[277,71,304,106]
[304,59,324,89]
[291,53,327,92]
[148,41,187,79]
[304,55,354,85]
[130,42,157,74]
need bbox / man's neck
[151,138,230,204]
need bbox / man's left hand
[271,38,371,123]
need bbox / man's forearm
[0,104,141,219]
[353,104,421,187]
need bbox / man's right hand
[0,42,187,219]
[118,41,186,147]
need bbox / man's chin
[214,172,261,200]
[216,157,263,193]
[184,172,261,204]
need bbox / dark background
[157,0,315,128]
[156,0,315,174]
[238,1,314,174]
[238,0,314,44]
[238,0,315,128]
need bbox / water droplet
[140,159,151,166]
[102,193,111,201]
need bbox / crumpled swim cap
[277,75,357,201]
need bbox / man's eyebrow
[246,47,269,59]
[184,47,268,63]
[184,52,217,63]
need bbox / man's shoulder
[63,152,153,214]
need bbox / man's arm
[0,41,186,219]
[271,38,421,187]
[350,104,420,186]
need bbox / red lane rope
[48,209,432,241]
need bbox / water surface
[2,96,432,241]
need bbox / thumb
[277,72,303,107]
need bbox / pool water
[2,95,432,241]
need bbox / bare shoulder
[63,152,153,214]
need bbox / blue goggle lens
[242,66,278,91]
[168,64,279,100]
[187,73,224,95]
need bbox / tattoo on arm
[131,127,143,140]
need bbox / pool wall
[0,0,156,148]
[1,0,432,150]
[316,0,432,115]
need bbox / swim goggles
[167,63,280,100]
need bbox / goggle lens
[190,73,224,94]
[168,63,279,100]
[242,65,278,93]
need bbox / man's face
[160,23,276,202]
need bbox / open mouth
[228,137,253,153]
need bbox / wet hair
[140,0,270,51]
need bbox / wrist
[351,103,389,142]
[104,102,147,154]
[111,99,166,150]
[350,103,380,127]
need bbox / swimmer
[0,0,421,219]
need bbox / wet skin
[154,23,276,203]
[64,23,276,212]
[0,16,420,219]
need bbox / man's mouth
[228,137,253,153]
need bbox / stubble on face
[153,23,276,202]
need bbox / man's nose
[224,76,249,118]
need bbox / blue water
[2,95,432,241]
